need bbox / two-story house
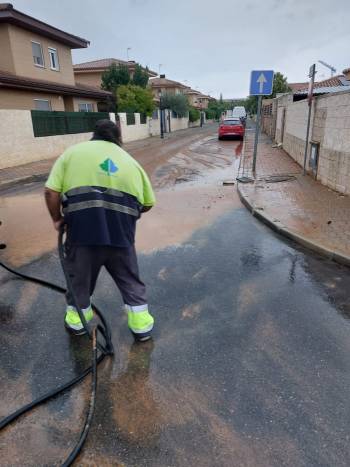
[185,89,210,110]
[149,75,189,100]
[0,3,111,111]
[73,58,157,89]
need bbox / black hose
[0,227,114,466]
[61,327,98,467]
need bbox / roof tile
[0,69,112,98]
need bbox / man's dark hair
[92,119,122,146]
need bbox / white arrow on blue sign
[250,70,274,96]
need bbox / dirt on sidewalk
[238,130,350,264]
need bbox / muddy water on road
[137,136,242,252]
[0,185,56,267]
[0,134,242,266]
[0,132,242,466]
[2,131,350,467]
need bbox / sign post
[303,64,316,175]
[249,70,274,176]
[252,95,262,174]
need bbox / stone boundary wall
[0,109,192,169]
[315,92,350,193]
[118,112,150,143]
[261,99,277,139]
[0,109,98,170]
[118,110,189,143]
[272,91,350,194]
[282,133,306,167]
[170,115,189,131]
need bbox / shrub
[160,93,189,117]
[189,107,200,122]
[117,84,155,116]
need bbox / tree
[206,98,226,120]
[160,93,189,117]
[189,107,200,122]
[117,84,155,116]
[270,72,290,98]
[246,95,258,115]
[132,64,149,88]
[229,99,247,109]
[101,63,130,92]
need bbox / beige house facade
[185,89,209,109]
[74,58,157,89]
[149,75,188,100]
[0,3,111,111]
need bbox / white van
[232,106,247,119]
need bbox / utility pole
[303,64,316,175]
[127,47,131,61]
[159,92,164,139]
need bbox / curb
[0,173,48,192]
[237,182,350,268]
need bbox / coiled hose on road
[0,225,114,466]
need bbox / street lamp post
[159,92,164,139]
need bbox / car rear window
[222,120,241,126]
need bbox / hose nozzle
[0,221,6,249]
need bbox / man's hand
[141,205,153,213]
[53,218,65,232]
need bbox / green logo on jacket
[100,158,118,175]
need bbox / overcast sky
[13,0,350,98]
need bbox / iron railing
[126,113,135,125]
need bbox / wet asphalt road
[1,127,350,467]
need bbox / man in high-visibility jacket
[44,119,155,342]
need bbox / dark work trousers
[64,243,147,310]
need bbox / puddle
[0,187,56,267]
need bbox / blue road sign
[250,70,274,96]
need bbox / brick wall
[261,99,277,138]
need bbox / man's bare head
[92,119,122,146]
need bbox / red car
[218,118,245,140]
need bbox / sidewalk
[237,130,350,266]
[0,158,54,191]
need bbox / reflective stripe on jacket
[62,185,142,247]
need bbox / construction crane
[318,60,336,77]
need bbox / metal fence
[126,113,135,125]
[140,113,147,124]
[31,110,109,137]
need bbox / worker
[44,119,155,342]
